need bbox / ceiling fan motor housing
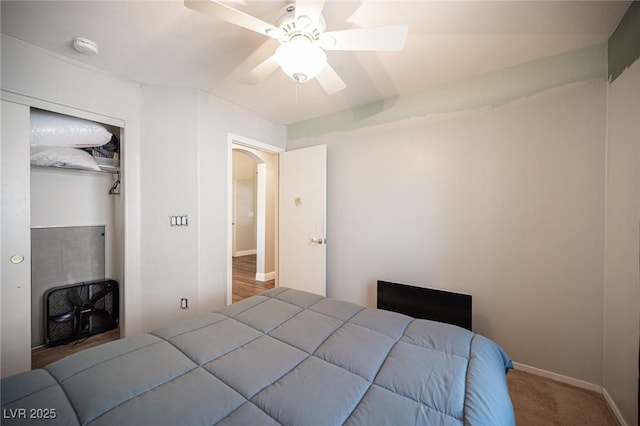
[276,3,325,43]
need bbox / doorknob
[309,237,326,245]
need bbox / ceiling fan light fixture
[276,37,327,83]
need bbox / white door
[278,145,327,296]
[1,100,32,377]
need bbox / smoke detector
[72,37,99,55]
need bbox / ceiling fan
[185,0,408,94]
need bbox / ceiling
[1,1,631,125]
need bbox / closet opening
[29,108,124,368]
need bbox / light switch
[170,214,189,227]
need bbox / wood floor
[232,254,275,303]
[31,328,120,369]
[32,255,273,368]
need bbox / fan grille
[45,279,119,346]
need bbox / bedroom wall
[604,52,640,426]
[287,79,607,386]
[197,90,286,314]
[138,87,285,330]
[139,86,200,331]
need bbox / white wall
[288,80,607,386]
[31,167,121,283]
[233,151,257,254]
[197,91,286,314]
[604,56,640,425]
[137,87,286,330]
[139,86,200,331]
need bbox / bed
[1,288,515,425]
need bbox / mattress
[1,288,515,425]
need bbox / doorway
[228,134,283,304]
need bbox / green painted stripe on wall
[288,43,608,141]
[608,1,640,82]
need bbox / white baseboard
[512,362,628,426]
[255,271,275,282]
[233,249,256,257]
[512,362,602,392]
[602,388,629,426]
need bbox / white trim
[233,249,257,257]
[255,163,267,277]
[229,133,285,154]
[512,362,602,393]
[602,388,629,426]
[255,271,276,282]
[227,140,234,306]
[1,90,125,128]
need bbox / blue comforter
[1,288,515,425]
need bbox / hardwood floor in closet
[31,328,120,369]
[32,255,273,368]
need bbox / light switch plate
[170,214,188,227]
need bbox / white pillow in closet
[30,109,112,148]
[30,146,101,171]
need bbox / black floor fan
[45,279,119,346]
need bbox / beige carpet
[507,369,619,425]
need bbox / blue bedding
[1,288,515,425]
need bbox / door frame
[226,133,283,305]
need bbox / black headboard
[377,280,472,331]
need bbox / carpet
[507,369,619,425]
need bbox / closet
[29,108,123,349]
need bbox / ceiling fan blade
[320,24,408,51]
[316,64,346,95]
[295,0,325,24]
[185,0,281,38]
[240,53,279,85]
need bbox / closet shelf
[31,164,120,175]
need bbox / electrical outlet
[180,298,188,310]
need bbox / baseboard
[255,271,275,282]
[233,249,256,257]
[512,362,628,425]
[512,362,602,393]
[602,388,629,426]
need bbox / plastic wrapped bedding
[30,109,112,148]
[1,288,515,425]
[30,145,101,171]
